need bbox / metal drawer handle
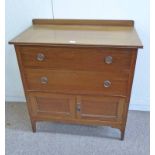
[40,76,48,84]
[105,56,113,64]
[36,53,45,61]
[104,80,111,88]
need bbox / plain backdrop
[5,0,149,111]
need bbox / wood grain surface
[9,19,143,48]
[10,19,143,140]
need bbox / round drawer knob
[36,53,45,61]
[104,80,111,88]
[40,76,48,84]
[105,56,113,64]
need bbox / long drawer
[19,46,132,72]
[24,68,128,96]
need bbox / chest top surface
[9,19,143,49]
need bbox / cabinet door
[28,92,76,119]
[76,96,125,121]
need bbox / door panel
[76,96,125,121]
[28,92,76,119]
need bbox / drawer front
[76,96,125,121]
[29,92,76,118]
[24,69,128,96]
[20,46,132,71]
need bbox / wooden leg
[120,127,125,140]
[120,130,125,140]
[31,120,36,132]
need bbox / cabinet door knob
[105,56,113,64]
[40,76,48,84]
[77,103,81,112]
[36,53,45,61]
[104,80,111,88]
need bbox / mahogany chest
[9,19,143,140]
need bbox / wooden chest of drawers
[9,19,143,140]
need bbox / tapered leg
[31,120,36,132]
[120,129,125,140]
[120,127,125,140]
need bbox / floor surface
[5,102,150,155]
